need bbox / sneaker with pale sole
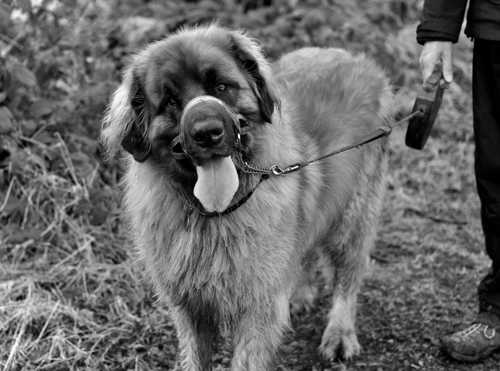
[441,322,500,362]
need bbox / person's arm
[416,0,468,45]
[416,0,468,84]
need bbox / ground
[0,0,498,370]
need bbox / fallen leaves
[0,106,15,134]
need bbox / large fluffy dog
[102,25,392,370]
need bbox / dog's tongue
[194,156,239,213]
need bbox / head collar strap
[190,173,268,217]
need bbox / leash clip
[270,163,301,175]
[380,125,392,135]
[270,164,284,175]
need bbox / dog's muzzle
[169,96,249,213]
[171,96,245,166]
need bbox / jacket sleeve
[416,0,468,45]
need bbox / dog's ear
[229,31,278,124]
[101,67,151,162]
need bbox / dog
[102,25,392,371]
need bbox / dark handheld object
[405,79,446,150]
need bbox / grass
[0,0,496,370]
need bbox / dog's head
[102,25,278,212]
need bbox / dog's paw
[319,325,361,361]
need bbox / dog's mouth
[174,96,247,212]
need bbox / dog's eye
[157,95,179,115]
[215,83,227,93]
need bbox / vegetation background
[0,0,495,370]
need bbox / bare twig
[30,301,60,349]
[404,207,467,225]
[0,29,28,59]
[0,177,16,213]
[54,132,81,188]
[3,306,28,371]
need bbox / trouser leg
[472,39,500,316]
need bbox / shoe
[441,321,500,362]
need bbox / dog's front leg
[231,293,289,371]
[170,306,217,371]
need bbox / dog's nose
[190,120,225,147]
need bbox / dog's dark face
[107,27,278,186]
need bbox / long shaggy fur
[102,25,394,370]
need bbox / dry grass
[0,0,496,370]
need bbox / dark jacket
[417,0,500,44]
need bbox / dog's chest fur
[124,162,303,321]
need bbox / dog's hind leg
[318,243,367,361]
[170,306,218,371]
[319,158,386,361]
[231,292,290,371]
[290,249,319,315]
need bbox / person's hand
[419,41,453,85]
